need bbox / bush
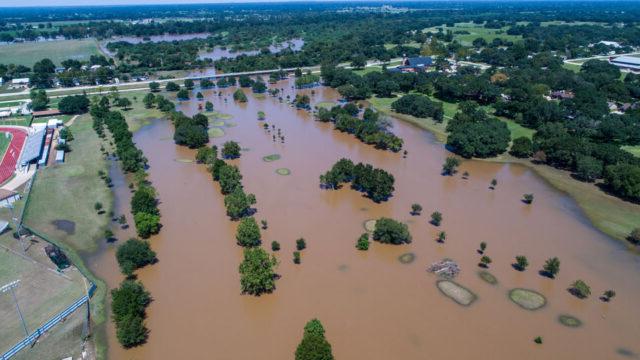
[293,251,301,264]
[430,211,443,226]
[116,239,156,276]
[165,81,180,91]
[271,241,281,251]
[510,137,533,158]
[575,155,603,182]
[542,257,560,278]
[224,188,256,220]
[570,280,591,299]
[356,233,370,250]
[296,238,307,251]
[239,247,278,295]
[233,89,248,102]
[236,217,261,247]
[111,280,151,348]
[373,217,411,245]
[629,228,640,244]
[221,141,241,159]
[295,319,334,360]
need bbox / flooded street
[89,79,640,359]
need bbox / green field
[423,23,522,46]
[0,132,12,160]
[0,230,87,356]
[0,39,102,67]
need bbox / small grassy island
[508,288,547,311]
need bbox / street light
[1,280,29,336]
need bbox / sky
[1,0,362,6]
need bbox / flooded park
[88,78,640,359]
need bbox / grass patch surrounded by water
[398,252,416,264]
[508,288,546,310]
[208,127,226,138]
[276,168,291,175]
[478,270,498,285]
[363,219,377,232]
[209,111,233,120]
[436,280,477,306]
[262,154,281,162]
[558,314,583,328]
[315,101,336,109]
[211,120,225,127]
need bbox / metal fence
[1,283,96,360]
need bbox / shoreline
[375,105,640,248]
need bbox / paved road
[0,59,401,103]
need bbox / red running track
[0,127,28,184]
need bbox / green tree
[570,280,591,299]
[296,238,306,251]
[143,93,155,109]
[176,89,190,100]
[295,319,334,360]
[442,157,460,175]
[479,241,487,253]
[430,211,443,226]
[543,257,560,278]
[479,255,492,268]
[575,155,603,182]
[184,79,195,90]
[205,101,214,112]
[372,217,412,245]
[515,255,529,271]
[165,81,180,91]
[148,82,160,92]
[236,217,261,247]
[116,97,132,110]
[224,188,256,220]
[116,239,157,277]
[221,141,241,159]
[239,247,278,295]
[233,89,248,102]
[94,202,103,212]
[603,164,640,201]
[30,89,49,111]
[602,290,616,302]
[522,193,534,204]
[411,203,422,216]
[134,212,161,239]
[218,164,243,194]
[356,233,370,250]
[271,241,281,251]
[293,251,301,264]
[58,95,90,114]
[437,231,446,243]
[510,137,533,158]
[111,280,150,348]
[629,228,640,244]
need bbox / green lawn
[0,132,12,160]
[0,39,101,67]
[562,63,582,73]
[423,23,522,46]
[0,116,32,127]
[622,145,640,158]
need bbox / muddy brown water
[87,79,640,360]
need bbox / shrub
[116,239,156,276]
[293,251,301,264]
[442,157,460,175]
[522,193,534,204]
[296,238,306,251]
[356,233,370,250]
[233,89,248,102]
[271,241,281,251]
[570,280,591,298]
[629,228,640,244]
[542,257,560,278]
[236,217,261,247]
[411,203,422,215]
[221,141,241,159]
[515,255,529,271]
[430,211,443,226]
[372,217,412,245]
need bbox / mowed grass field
[0,39,102,67]
[423,23,522,46]
[0,132,12,160]
[0,230,87,355]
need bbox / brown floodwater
[88,78,640,360]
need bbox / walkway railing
[0,283,96,360]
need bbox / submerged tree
[430,211,443,226]
[570,280,591,299]
[295,319,334,360]
[442,157,460,176]
[236,217,261,247]
[239,247,278,295]
[542,257,560,278]
[116,239,157,277]
[411,203,423,216]
[514,255,529,271]
[356,233,370,250]
[372,217,412,245]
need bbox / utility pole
[1,280,29,337]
